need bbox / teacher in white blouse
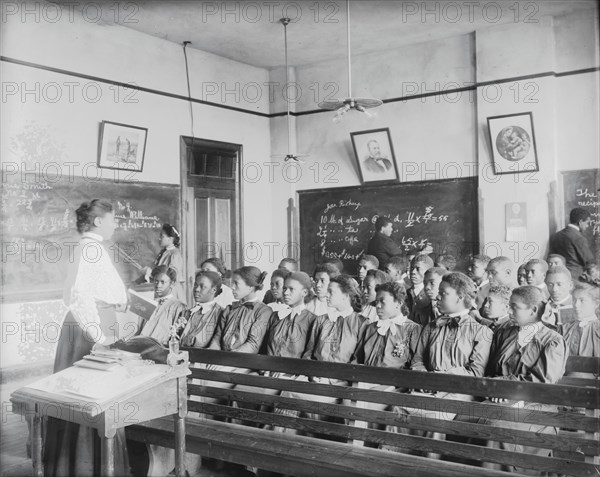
[54,198,129,371]
[45,199,130,476]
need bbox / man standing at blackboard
[367,217,403,268]
[549,208,594,279]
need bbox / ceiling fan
[271,18,309,163]
[318,0,383,122]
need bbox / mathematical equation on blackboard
[317,200,447,260]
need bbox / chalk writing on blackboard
[1,173,179,301]
[575,188,599,235]
[299,178,478,276]
[315,203,448,262]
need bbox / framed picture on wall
[487,112,539,175]
[97,121,148,172]
[350,128,399,184]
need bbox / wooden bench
[127,350,599,477]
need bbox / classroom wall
[0,3,276,369]
[275,7,599,262]
[1,3,598,371]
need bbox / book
[128,288,157,321]
[73,359,121,371]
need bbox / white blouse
[63,232,127,343]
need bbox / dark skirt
[43,310,131,477]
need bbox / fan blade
[353,97,383,109]
[318,99,345,110]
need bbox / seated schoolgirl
[385,272,493,456]
[274,275,366,428]
[234,272,318,416]
[347,282,421,436]
[263,268,291,309]
[179,271,224,348]
[202,266,272,403]
[561,280,599,359]
[200,257,235,309]
[354,282,420,372]
[305,262,340,316]
[477,285,513,331]
[139,265,187,346]
[360,269,392,323]
[477,286,568,474]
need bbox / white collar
[550,295,571,307]
[477,279,489,290]
[190,300,216,313]
[446,309,470,318]
[376,314,407,335]
[166,244,176,250]
[578,315,598,327]
[277,302,306,320]
[82,231,104,242]
[494,313,511,324]
[156,293,173,304]
[567,224,580,231]
[517,321,544,348]
[361,303,379,323]
[413,283,424,295]
[241,297,259,304]
[327,308,354,322]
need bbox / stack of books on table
[73,349,142,371]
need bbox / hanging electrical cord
[182,41,196,155]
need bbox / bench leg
[101,435,115,477]
[174,414,186,477]
[32,413,44,477]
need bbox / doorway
[180,136,242,302]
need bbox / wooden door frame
[179,136,243,303]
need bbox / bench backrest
[185,349,600,476]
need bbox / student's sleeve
[301,316,322,360]
[446,324,493,377]
[407,323,422,367]
[410,324,431,372]
[484,331,503,377]
[351,323,369,364]
[207,306,228,350]
[166,251,185,283]
[517,336,568,383]
[235,305,271,354]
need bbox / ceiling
[88,1,596,69]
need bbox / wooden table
[11,358,190,477]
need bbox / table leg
[101,436,115,477]
[174,414,186,477]
[32,413,44,477]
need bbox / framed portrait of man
[350,128,399,184]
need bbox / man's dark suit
[367,232,403,268]
[549,225,594,279]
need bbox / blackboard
[561,168,599,258]
[1,172,180,302]
[298,178,479,275]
